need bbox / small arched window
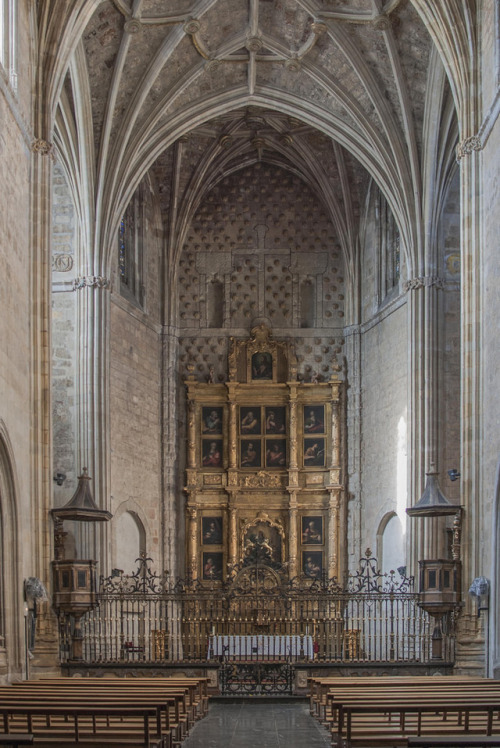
[0,0,18,92]
[118,186,145,307]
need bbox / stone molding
[72,276,111,291]
[456,136,483,162]
[31,138,55,159]
[52,254,73,272]
[404,276,445,291]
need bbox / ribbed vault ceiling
[52,0,458,287]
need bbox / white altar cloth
[208,634,313,660]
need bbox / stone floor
[181,700,331,747]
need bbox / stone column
[344,325,362,569]
[162,327,180,576]
[29,138,59,666]
[74,278,112,568]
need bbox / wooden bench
[333,700,500,747]
[407,738,500,747]
[0,704,164,747]
[0,736,34,747]
[0,677,209,747]
[309,676,499,722]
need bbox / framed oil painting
[202,439,223,468]
[202,517,223,545]
[202,552,223,580]
[265,406,286,434]
[251,351,273,380]
[265,439,287,468]
[303,551,323,580]
[303,405,325,434]
[240,406,261,435]
[303,437,325,467]
[301,516,323,545]
[202,406,223,434]
[240,439,261,468]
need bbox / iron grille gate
[219,661,294,696]
[58,550,456,670]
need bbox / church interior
[1,0,500,717]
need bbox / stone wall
[179,161,346,383]
[0,0,33,681]
[109,178,163,571]
[480,0,500,678]
[358,304,408,567]
[51,164,78,500]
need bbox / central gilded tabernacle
[184,325,345,586]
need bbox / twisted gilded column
[228,504,238,566]
[288,496,298,578]
[328,492,340,579]
[187,505,198,580]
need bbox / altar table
[208,634,314,660]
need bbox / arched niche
[491,459,500,678]
[113,508,147,575]
[0,423,22,681]
[377,511,405,574]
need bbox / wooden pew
[333,698,500,747]
[0,677,209,747]
[0,704,164,747]
[407,738,500,747]
[0,691,191,745]
[0,736,34,747]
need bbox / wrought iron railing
[58,551,455,665]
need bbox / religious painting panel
[302,551,323,579]
[201,406,223,434]
[303,405,325,434]
[240,406,261,435]
[251,351,273,381]
[202,516,223,545]
[303,437,325,467]
[301,516,323,545]
[265,439,287,469]
[202,552,223,580]
[240,439,261,468]
[243,523,282,566]
[265,406,286,434]
[202,439,223,468]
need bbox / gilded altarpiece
[185,325,345,587]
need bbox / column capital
[72,276,111,291]
[455,135,482,162]
[403,276,445,292]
